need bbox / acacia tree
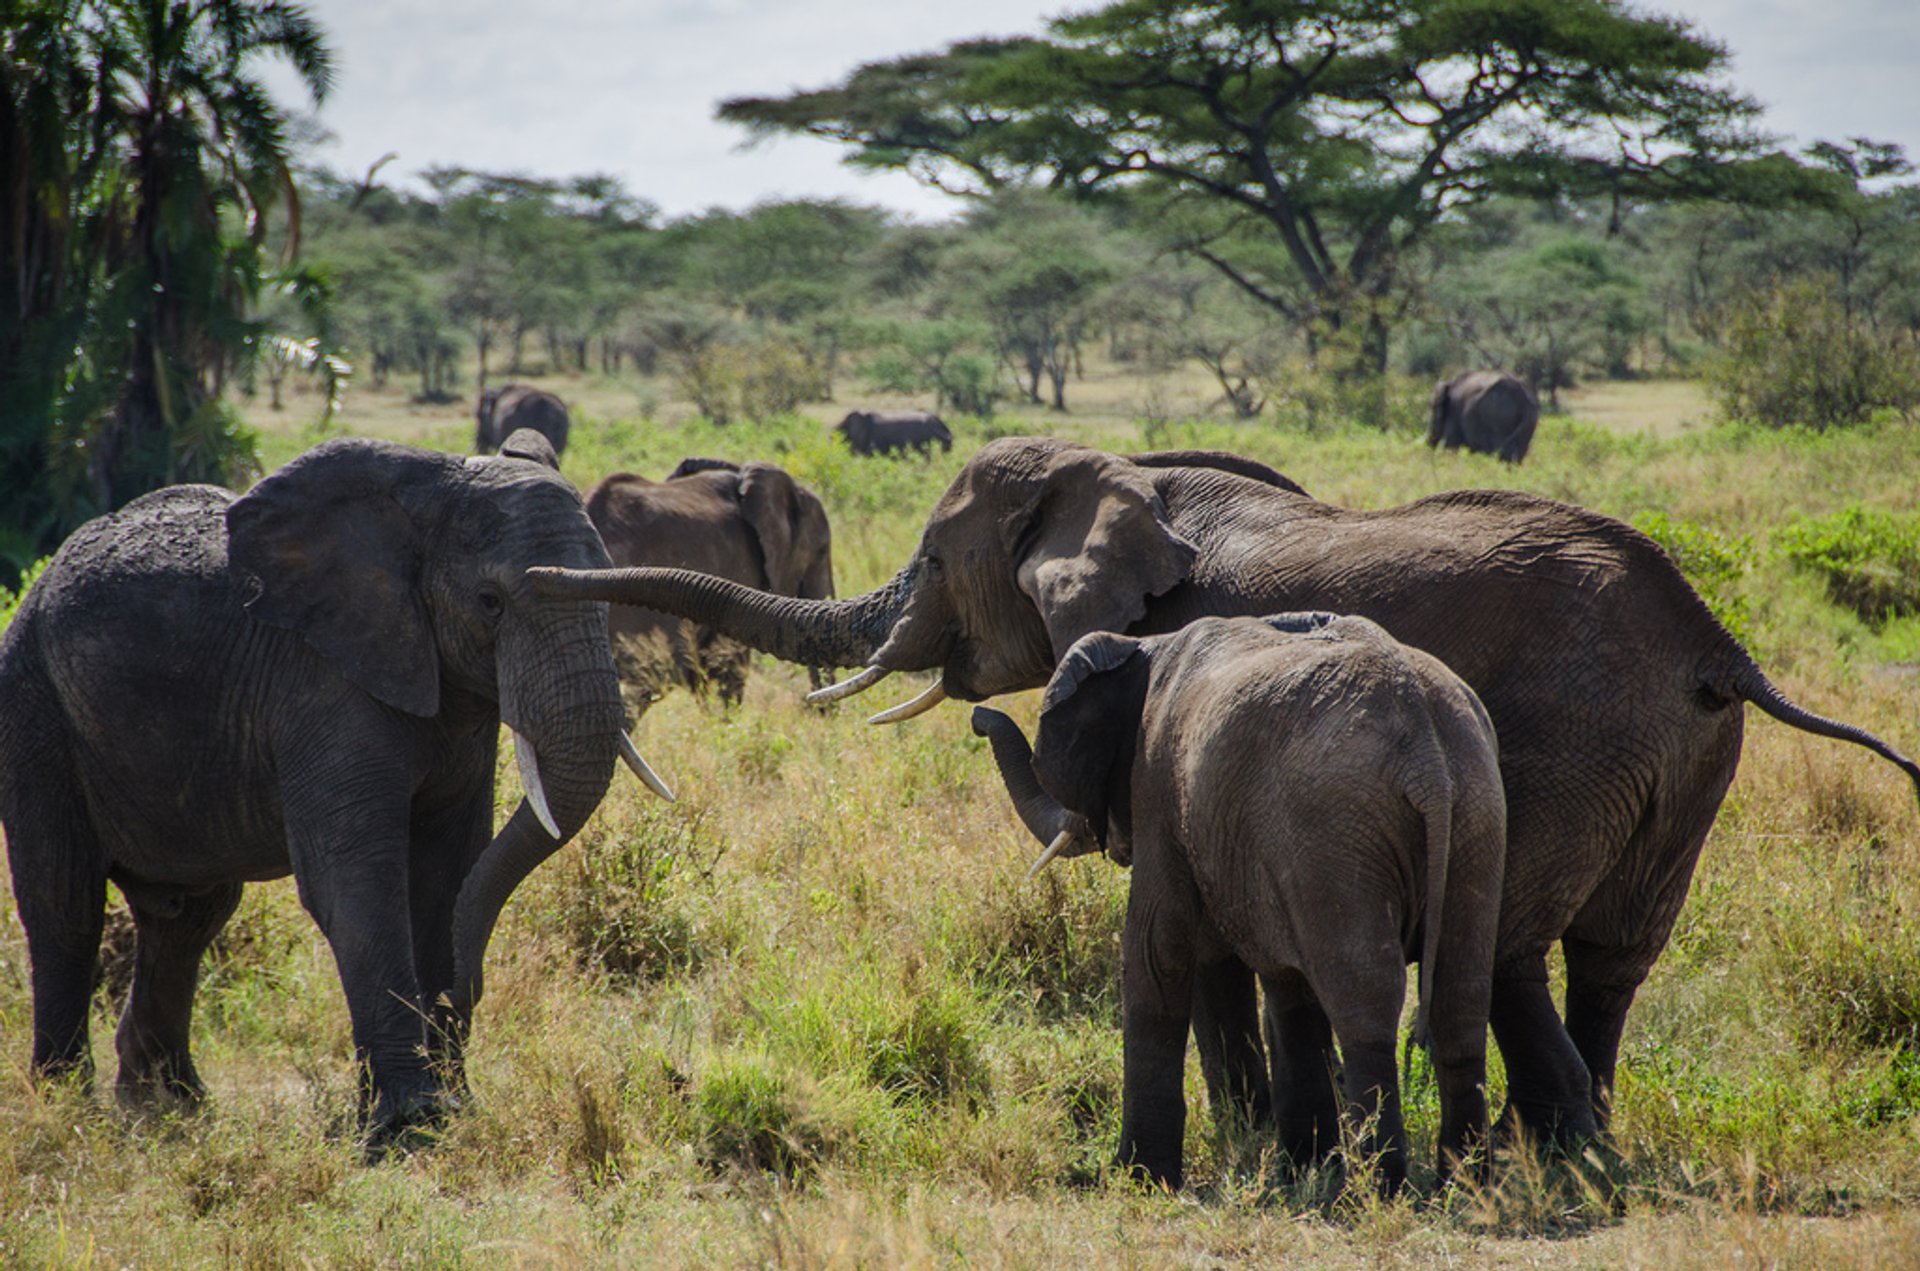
[721,0,1783,371]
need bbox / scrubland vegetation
[4,375,1920,1266]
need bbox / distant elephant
[585,457,834,706]
[535,437,1920,1149]
[834,410,952,457]
[0,430,669,1144]
[475,384,571,457]
[973,614,1506,1191]
[1427,370,1537,463]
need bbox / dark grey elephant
[531,437,1920,1149]
[1427,370,1537,463]
[475,384,571,457]
[0,431,670,1143]
[833,409,952,457]
[972,613,1506,1192]
[585,457,834,706]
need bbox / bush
[1705,278,1920,430]
[1776,505,1920,627]
[1631,512,1756,643]
[695,1056,831,1179]
[863,986,990,1108]
[541,808,720,985]
[0,556,50,636]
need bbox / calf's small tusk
[867,681,947,725]
[511,729,562,840]
[806,664,891,705]
[618,730,676,802]
[1027,829,1086,882]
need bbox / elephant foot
[362,1081,454,1159]
[1114,1151,1183,1193]
[1492,1096,1600,1155]
[115,1059,209,1115]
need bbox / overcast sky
[271,0,1920,220]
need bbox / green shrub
[542,808,720,985]
[695,1055,831,1179]
[1776,505,1920,626]
[0,555,50,636]
[1704,277,1920,430]
[1630,511,1755,644]
[863,986,990,1108]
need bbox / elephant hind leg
[1488,957,1598,1146]
[114,880,243,1107]
[1189,954,1271,1131]
[1261,972,1340,1168]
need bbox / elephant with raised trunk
[973,613,1507,1192]
[476,383,571,457]
[531,437,1920,1150]
[0,431,670,1144]
[1427,370,1537,463]
[834,409,952,456]
[586,457,835,706]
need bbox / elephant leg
[1262,973,1341,1168]
[1559,952,1640,1133]
[1189,954,1271,1130]
[114,881,242,1107]
[1116,870,1200,1189]
[406,770,494,1094]
[1488,957,1598,1147]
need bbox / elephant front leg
[1190,954,1272,1130]
[1116,876,1200,1189]
[1261,975,1341,1168]
[407,773,496,1101]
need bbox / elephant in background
[834,409,952,456]
[1428,370,1537,463]
[0,430,668,1143]
[476,384,571,457]
[585,457,834,706]
[972,614,1506,1191]
[536,437,1920,1149]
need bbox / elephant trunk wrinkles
[450,618,623,1014]
[530,562,914,672]
[972,707,1078,844]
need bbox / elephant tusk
[867,681,947,725]
[618,729,675,803]
[807,664,892,705]
[511,729,562,840]
[1026,829,1086,882]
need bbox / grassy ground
[3,365,1920,1266]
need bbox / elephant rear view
[476,384,571,457]
[972,613,1506,1192]
[1428,370,1537,463]
[585,457,834,706]
[833,410,953,457]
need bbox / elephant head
[527,439,1198,721]
[833,411,872,452]
[226,434,670,1014]
[1427,379,1452,447]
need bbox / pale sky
[272,0,1920,220]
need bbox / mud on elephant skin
[585,457,834,707]
[973,614,1506,1192]
[0,429,671,1145]
[1427,369,1538,463]
[531,436,1920,1150]
[475,383,571,457]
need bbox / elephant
[0,430,670,1143]
[584,457,834,706]
[971,613,1506,1191]
[530,436,1920,1149]
[1427,370,1537,463]
[475,383,571,457]
[834,409,953,457]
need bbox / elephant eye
[477,586,505,620]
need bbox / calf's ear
[1032,631,1150,847]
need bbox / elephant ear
[738,463,805,595]
[1033,631,1150,846]
[498,428,560,470]
[1011,448,1196,659]
[227,439,446,717]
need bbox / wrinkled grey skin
[532,437,1920,1149]
[586,457,835,706]
[1427,370,1537,464]
[475,384,571,457]
[973,614,1506,1192]
[834,409,952,456]
[0,430,630,1145]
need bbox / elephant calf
[585,458,834,706]
[476,383,571,457]
[1428,369,1537,463]
[973,613,1506,1192]
[833,409,952,457]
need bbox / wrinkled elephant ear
[227,439,447,717]
[1032,631,1151,848]
[1009,449,1196,660]
[498,428,561,470]
[739,463,803,595]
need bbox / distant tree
[722,0,1794,373]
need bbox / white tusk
[512,729,562,840]
[617,729,675,802]
[1026,829,1085,882]
[806,664,892,705]
[867,681,947,725]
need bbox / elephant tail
[1410,775,1456,1059]
[1725,659,1920,804]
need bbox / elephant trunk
[971,707,1079,844]
[450,612,627,1014]
[529,562,914,672]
